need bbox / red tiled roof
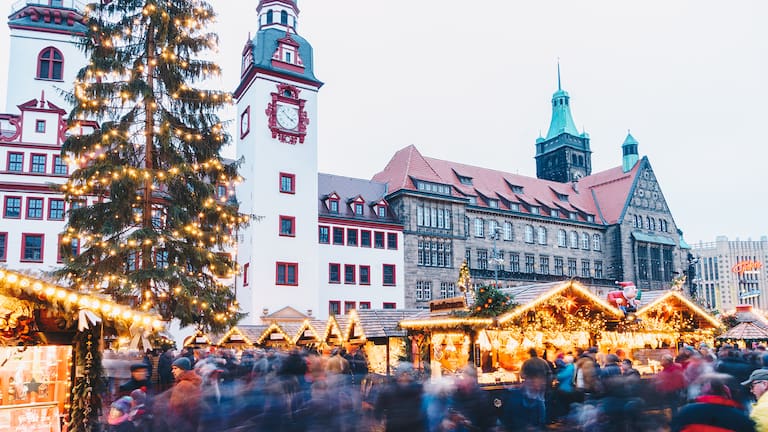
[373,145,643,225]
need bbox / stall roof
[350,309,418,338]
[717,322,768,341]
[636,290,721,329]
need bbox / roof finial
[557,57,562,91]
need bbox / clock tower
[535,64,592,183]
[234,0,323,324]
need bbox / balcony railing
[11,0,87,14]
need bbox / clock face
[276,104,299,130]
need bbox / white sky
[1,0,766,245]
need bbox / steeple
[534,64,592,183]
[546,61,580,140]
[257,0,299,33]
[622,131,639,172]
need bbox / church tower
[622,131,640,172]
[535,64,592,183]
[5,0,87,110]
[234,0,323,324]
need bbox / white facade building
[692,236,768,312]
[0,0,90,273]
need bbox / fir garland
[469,285,516,318]
[68,326,105,432]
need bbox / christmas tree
[56,0,246,333]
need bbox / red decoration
[265,83,309,144]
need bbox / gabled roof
[373,145,643,225]
[636,290,720,329]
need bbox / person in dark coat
[119,363,152,396]
[157,349,175,392]
[451,366,495,432]
[374,363,426,432]
[500,370,548,431]
[670,373,756,432]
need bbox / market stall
[343,309,413,375]
[0,269,162,432]
[717,304,768,348]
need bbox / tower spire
[557,58,562,91]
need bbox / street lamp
[491,226,504,287]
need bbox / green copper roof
[623,132,639,147]
[545,66,580,140]
[249,28,321,85]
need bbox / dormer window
[377,206,386,218]
[354,203,364,216]
[556,192,568,201]
[509,203,520,211]
[550,209,559,218]
[587,215,595,223]
[468,196,477,205]
[415,180,451,196]
[511,185,524,194]
[530,206,540,215]
[458,175,473,185]
[329,200,339,214]
[272,34,304,71]
[569,212,577,220]
[488,199,499,209]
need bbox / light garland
[636,290,721,328]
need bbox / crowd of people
[102,342,768,432]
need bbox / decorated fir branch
[56,0,247,333]
[469,284,516,318]
[68,325,105,432]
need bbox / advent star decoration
[57,0,247,333]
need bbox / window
[464,217,470,237]
[558,229,567,247]
[279,173,295,194]
[377,205,387,218]
[276,262,298,285]
[243,263,250,286]
[638,245,649,280]
[347,229,358,246]
[477,250,488,270]
[37,47,63,80]
[7,153,23,172]
[4,197,21,218]
[524,225,534,243]
[332,227,344,245]
[581,260,591,278]
[279,215,295,237]
[592,234,602,251]
[503,222,513,241]
[240,107,250,138]
[383,302,396,310]
[568,258,577,277]
[151,206,165,228]
[155,250,169,269]
[383,264,396,286]
[416,281,432,301]
[329,263,340,283]
[27,198,43,219]
[488,199,499,209]
[345,301,355,314]
[126,251,138,272]
[280,10,288,25]
[416,205,451,229]
[474,218,484,237]
[359,302,371,310]
[354,203,364,216]
[387,233,398,249]
[344,264,356,284]
[0,233,6,261]
[374,231,385,248]
[53,155,67,175]
[540,256,550,275]
[554,257,564,276]
[418,239,452,268]
[22,234,44,262]
[530,206,540,215]
[285,51,292,64]
[580,232,590,250]
[537,226,547,245]
[569,231,579,248]
[525,254,535,273]
[650,246,662,281]
[510,253,520,272]
[361,230,371,247]
[465,248,471,268]
[359,265,370,285]
[415,180,452,196]
[329,301,340,316]
[594,261,603,279]
[318,226,329,244]
[35,121,46,133]
[570,212,578,221]
[58,235,80,263]
[488,220,499,238]
[440,282,456,299]
[329,199,339,214]
[550,209,559,218]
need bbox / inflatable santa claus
[607,281,641,314]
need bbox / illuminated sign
[732,260,763,275]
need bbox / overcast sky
[1,0,766,246]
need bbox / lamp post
[491,226,504,287]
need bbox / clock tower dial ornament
[266,83,310,144]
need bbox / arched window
[266,10,273,24]
[281,10,288,25]
[38,47,63,80]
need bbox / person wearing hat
[167,356,202,432]
[118,362,152,396]
[745,369,768,431]
[107,396,136,432]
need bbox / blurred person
[159,356,202,432]
[573,347,601,400]
[745,369,768,431]
[374,363,427,432]
[107,396,137,432]
[670,373,755,432]
[655,354,686,416]
[551,354,576,422]
[717,348,755,386]
[157,348,175,392]
[119,363,152,396]
[501,364,548,430]
[451,366,495,432]
[128,389,151,432]
[422,376,456,432]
